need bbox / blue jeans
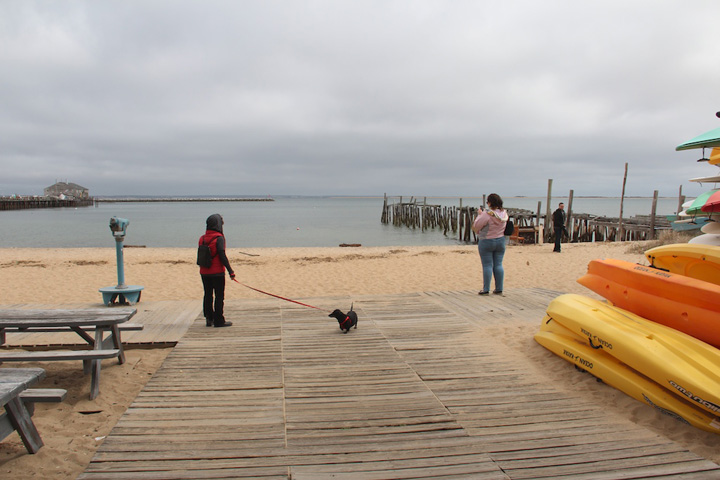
[478,237,506,293]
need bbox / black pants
[554,227,563,252]
[201,275,226,325]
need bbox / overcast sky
[2,1,719,198]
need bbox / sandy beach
[1,242,719,478]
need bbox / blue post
[115,235,126,288]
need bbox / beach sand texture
[1,242,719,478]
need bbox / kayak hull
[535,316,720,433]
[544,294,720,416]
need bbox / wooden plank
[0,323,143,333]
[0,367,46,385]
[0,349,119,361]
[19,388,67,403]
[0,308,136,321]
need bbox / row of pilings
[381,194,673,244]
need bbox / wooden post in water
[382,193,388,223]
[459,198,463,241]
[619,163,628,241]
[650,190,658,240]
[677,185,684,215]
[536,201,542,244]
[545,179,553,241]
[566,190,574,243]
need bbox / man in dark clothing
[552,202,566,252]
[198,214,235,327]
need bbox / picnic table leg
[87,328,107,399]
[95,326,125,365]
[89,359,101,400]
[5,396,43,453]
[110,325,126,365]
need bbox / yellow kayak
[645,243,720,286]
[545,294,720,416]
[535,317,720,433]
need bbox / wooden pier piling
[381,192,672,245]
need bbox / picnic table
[0,308,139,399]
[0,367,66,453]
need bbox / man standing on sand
[553,202,566,253]
[199,214,235,327]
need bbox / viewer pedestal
[99,286,144,306]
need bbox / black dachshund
[329,304,358,333]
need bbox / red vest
[198,231,225,275]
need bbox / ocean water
[1,195,681,248]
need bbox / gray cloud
[1,0,719,198]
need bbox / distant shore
[95,197,274,202]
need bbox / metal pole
[115,238,126,288]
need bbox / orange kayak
[577,258,720,348]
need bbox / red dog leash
[232,278,325,311]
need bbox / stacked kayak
[535,294,720,433]
[577,256,720,348]
[644,243,720,287]
[535,242,720,433]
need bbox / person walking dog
[198,214,235,327]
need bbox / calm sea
[1,196,681,248]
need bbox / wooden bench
[509,225,525,244]
[0,368,66,454]
[510,225,543,244]
[0,350,120,400]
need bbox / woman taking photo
[471,193,509,295]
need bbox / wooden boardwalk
[79,289,720,479]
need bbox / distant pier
[1,196,274,211]
[95,197,274,203]
[0,197,94,211]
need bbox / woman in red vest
[199,214,235,327]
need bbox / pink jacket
[472,208,509,239]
